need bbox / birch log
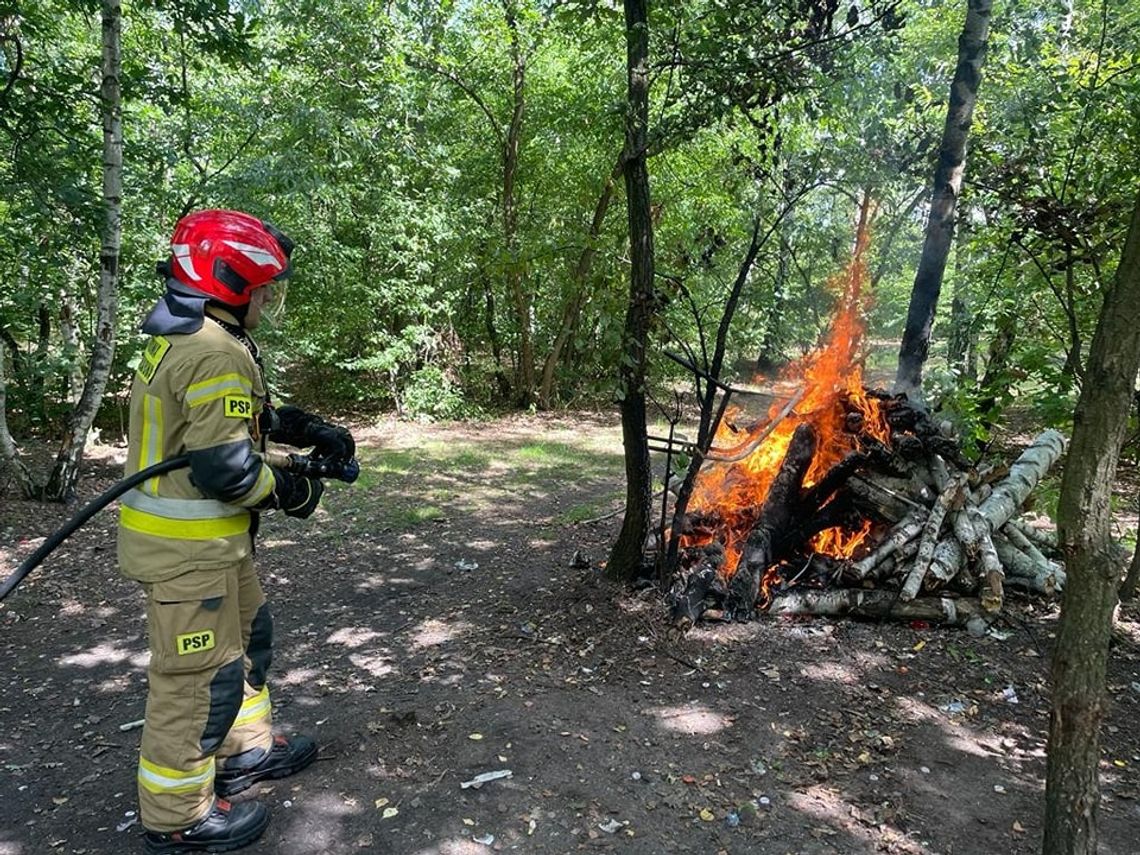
[923,430,1066,582]
[769,589,986,626]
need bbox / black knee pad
[247,603,273,688]
[201,656,245,754]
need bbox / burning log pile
[666,389,1067,632]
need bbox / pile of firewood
[667,391,1067,631]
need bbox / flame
[680,226,889,577]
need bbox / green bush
[402,364,479,421]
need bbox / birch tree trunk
[0,343,34,497]
[606,0,654,583]
[43,0,121,501]
[894,0,993,396]
[1043,190,1140,855]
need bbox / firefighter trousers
[137,556,275,832]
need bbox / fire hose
[0,452,359,603]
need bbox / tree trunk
[43,0,121,501]
[501,0,533,407]
[0,342,35,497]
[538,154,624,408]
[947,218,974,380]
[606,0,654,584]
[1043,190,1140,855]
[894,0,992,396]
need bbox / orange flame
[681,226,888,578]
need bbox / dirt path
[2,412,1140,854]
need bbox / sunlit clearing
[349,651,395,678]
[650,703,733,735]
[326,627,383,649]
[413,839,502,855]
[410,618,473,650]
[60,641,146,669]
[0,839,25,854]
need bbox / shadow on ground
[2,412,1139,854]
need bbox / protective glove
[270,467,324,518]
[270,405,355,462]
[309,422,355,463]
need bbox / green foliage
[1,0,1138,450]
[402,364,478,421]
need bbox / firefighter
[119,210,354,853]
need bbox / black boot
[215,734,317,798]
[143,799,269,854]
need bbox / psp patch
[137,336,171,384]
[223,394,253,419]
[176,630,216,655]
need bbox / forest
[2,1,1140,854]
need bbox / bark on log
[901,474,966,600]
[769,589,987,626]
[979,429,1066,525]
[993,532,1066,592]
[952,507,981,564]
[846,475,921,523]
[921,430,1066,585]
[976,517,1005,613]
[852,511,925,579]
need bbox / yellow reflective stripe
[140,395,164,496]
[233,686,271,728]
[138,756,215,795]
[120,505,250,540]
[185,373,253,408]
[240,464,275,507]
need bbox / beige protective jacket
[118,312,276,583]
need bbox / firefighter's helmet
[166,209,294,306]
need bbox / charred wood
[668,543,727,630]
[724,424,817,621]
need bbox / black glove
[309,422,355,463]
[270,405,355,461]
[271,467,324,518]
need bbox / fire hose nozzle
[287,452,360,484]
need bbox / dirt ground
[2,412,1140,855]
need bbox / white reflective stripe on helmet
[171,243,201,281]
[121,488,246,520]
[223,240,283,270]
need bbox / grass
[340,427,625,533]
[388,505,446,526]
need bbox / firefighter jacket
[118,308,277,583]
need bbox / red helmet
[167,209,294,306]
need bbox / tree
[1043,190,1140,854]
[894,0,993,396]
[606,0,655,583]
[40,0,122,500]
